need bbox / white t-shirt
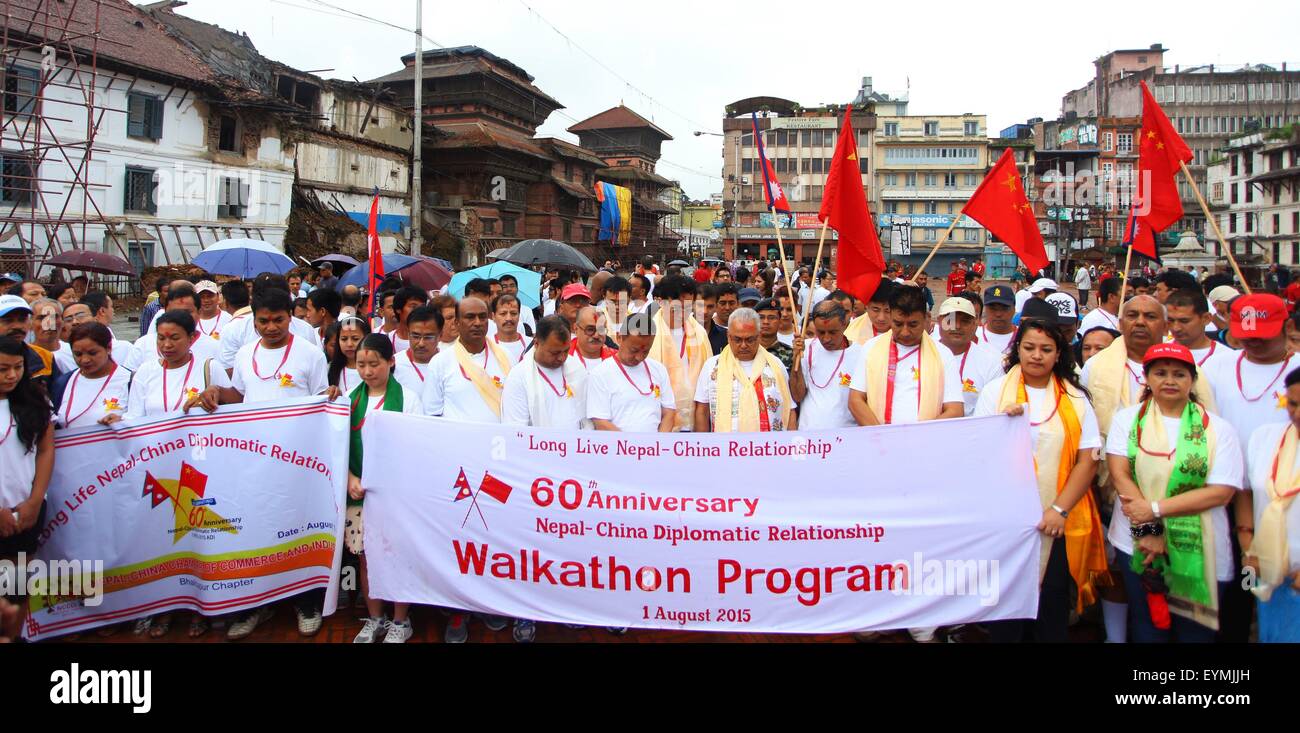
[693,355,793,432]
[353,385,424,418]
[231,337,329,403]
[1202,352,1300,447]
[1079,307,1121,336]
[381,329,409,355]
[126,356,232,418]
[393,348,433,394]
[1104,404,1243,580]
[502,363,584,428]
[1014,289,1033,315]
[776,331,795,347]
[1246,422,1300,573]
[133,331,221,365]
[940,342,1007,416]
[568,346,612,376]
[420,344,511,424]
[335,366,361,395]
[56,366,133,429]
[0,398,36,509]
[218,314,320,369]
[848,336,964,424]
[1189,341,1235,376]
[975,326,1016,355]
[974,374,1102,449]
[111,336,143,372]
[492,335,531,365]
[798,340,863,430]
[196,311,234,340]
[52,341,76,374]
[486,307,538,338]
[586,356,675,432]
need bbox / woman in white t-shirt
[974,319,1106,642]
[0,337,54,563]
[1242,367,1300,642]
[346,334,423,644]
[124,310,231,639]
[54,322,131,430]
[327,316,369,399]
[1105,342,1242,643]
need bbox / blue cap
[738,287,762,303]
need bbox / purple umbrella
[43,249,136,276]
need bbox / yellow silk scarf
[650,309,711,431]
[997,366,1110,610]
[712,346,793,433]
[862,331,944,423]
[1254,424,1300,601]
[453,339,512,417]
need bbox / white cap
[0,294,32,318]
[937,297,976,319]
[1045,292,1080,321]
[1027,278,1059,294]
[1208,285,1240,303]
[194,280,219,295]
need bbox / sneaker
[512,619,536,643]
[354,616,389,644]
[384,619,413,644]
[226,606,274,640]
[481,614,508,632]
[606,627,628,635]
[444,613,468,644]
[296,607,323,637]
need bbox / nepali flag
[751,112,791,215]
[364,187,385,316]
[1123,80,1192,260]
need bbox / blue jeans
[1115,551,1226,643]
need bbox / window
[885,202,898,214]
[123,167,157,214]
[1231,184,1238,204]
[1246,215,1253,233]
[1103,132,1114,151]
[1275,243,1282,263]
[859,156,868,174]
[741,158,753,173]
[905,172,917,187]
[1293,212,1299,233]
[217,176,249,219]
[1244,154,1253,175]
[925,201,938,214]
[0,153,33,205]
[562,219,572,242]
[883,122,898,136]
[127,92,164,141]
[884,173,898,186]
[1212,182,1223,202]
[582,226,593,242]
[218,115,242,153]
[1245,184,1253,203]
[925,228,937,242]
[964,121,978,136]
[858,130,869,146]
[502,217,517,236]
[801,130,813,147]
[564,162,572,181]
[773,130,787,146]
[1294,242,1300,264]
[774,158,787,173]
[811,158,823,174]
[1105,220,1113,239]
[740,133,753,147]
[924,174,937,187]
[1231,155,1239,176]
[963,228,978,242]
[1275,214,1282,234]
[1228,214,1236,233]
[924,121,939,136]
[944,173,956,188]
[482,219,496,235]
[800,159,810,173]
[1116,133,1133,154]
[824,131,834,147]
[3,66,40,118]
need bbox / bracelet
[1130,522,1165,539]
[1236,526,1255,535]
[1152,501,1161,519]
[1051,504,1068,518]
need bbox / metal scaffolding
[1,0,123,278]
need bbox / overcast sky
[173,0,1298,199]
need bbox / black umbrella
[312,254,360,270]
[668,259,690,267]
[43,249,136,276]
[498,239,597,273]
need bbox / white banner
[24,398,349,640]
[363,414,1042,634]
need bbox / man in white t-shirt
[502,315,585,429]
[586,314,676,432]
[497,273,537,336]
[694,308,796,432]
[1079,276,1123,338]
[799,270,833,323]
[393,305,442,393]
[219,276,320,370]
[1164,288,1235,374]
[569,306,616,375]
[1074,263,1092,308]
[421,297,512,424]
[793,299,860,429]
[935,297,1004,416]
[976,285,1018,355]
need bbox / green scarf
[349,376,403,505]
[1126,400,1212,606]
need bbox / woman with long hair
[974,318,1108,641]
[327,315,370,398]
[50,322,131,430]
[0,337,54,564]
[1105,343,1242,642]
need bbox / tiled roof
[567,105,672,140]
[429,121,554,161]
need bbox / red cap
[1142,343,1196,371]
[560,283,592,302]
[1230,293,1287,340]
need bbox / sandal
[148,613,172,638]
[188,615,210,638]
[132,616,153,635]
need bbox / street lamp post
[694,129,729,261]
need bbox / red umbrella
[43,250,136,276]
[393,258,452,291]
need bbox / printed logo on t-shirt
[911,366,920,381]
[962,378,978,394]
[839,372,852,387]
[279,373,295,388]
[1277,391,1287,409]
[491,375,504,390]
[103,397,122,413]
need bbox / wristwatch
[1051,503,1068,518]
[1152,501,1162,519]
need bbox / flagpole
[909,216,962,284]
[769,207,804,364]
[1179,159,1252,295]
[1117,239,1134,306]
[800,220,831,336]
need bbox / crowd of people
[0,253,1297,645]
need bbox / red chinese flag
[962,148,1049,274]
[365,188,385,315]
[178,462,208,498]
[818,106,884,304]
[478,472,513,504]
[1125,80,1193,259]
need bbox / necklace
[64,364,119,426]
[807,342,847,389]
[406,350,425,382]
[615,358,656,396]
[537,366,569,397]
[1235,352,1290,403]
[251,335,294,381]
[162,355,196,411]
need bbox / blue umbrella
[448,262,542,309]
[193,238,295,278]
[337,254,424,289]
